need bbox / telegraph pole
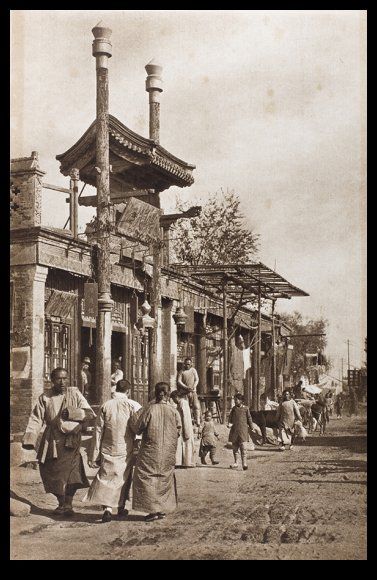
[347,339,350,371]
[222,279,228,423]
[92,23,114,404]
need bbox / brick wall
[10,264,48,434]
[10,152,45,230]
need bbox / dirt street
[10,408,367,560]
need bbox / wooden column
[69,168,79,238]
[198,307,207,394]
[222,279,228,423]
[92,24,113,405]
[256,285,262,410]
[271,299,277,400]
[251,327,258,411]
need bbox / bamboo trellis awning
[171,262,309,300]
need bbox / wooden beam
[76,189,153,206]
[43,182,72,195]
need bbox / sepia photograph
[10,10,366,560]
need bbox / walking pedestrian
[84,380,138,523]
[177,357,201,426]
[198,410,220,465]
[335,392,344,418]
[128,382,182,522]
[22,367,96,516]
[276,389,302,450]
[227,393,254,470]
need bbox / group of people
[21,357,262,523]
[22,357,353,524]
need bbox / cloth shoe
[211,460,220,465]
[117,507,129,518]
[102,510,112,523]
[230,463,238,469]
[242,465,248,471]
[145,513,159,522]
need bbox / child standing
[199,411,220,465]
[227,393,254,470]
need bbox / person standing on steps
[177,357,201,426]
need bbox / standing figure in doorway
[111,360,124,393]
[177,357,201,426]
[79,357,92,398]
[22,367,96,516]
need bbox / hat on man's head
[83,357,91,363]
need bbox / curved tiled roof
[56,115,195,190]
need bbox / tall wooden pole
[251,327,258,411]
[145,61,163,397]
[222,279,228,423]
[256,284,262,411]
[271,298,277,400]
[69,168,79,238]
[92,24,113,405]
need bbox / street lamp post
[92,23,114,405]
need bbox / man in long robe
[129,382,182,522]
[84,380,138,523]
[22,367,96,515]
[276,389,302,450]
[171,390,196,468]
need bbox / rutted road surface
[11,409,367,560]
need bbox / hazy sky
[10,10,367,375]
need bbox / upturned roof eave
[55,115,196,176]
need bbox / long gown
[22,387,96,496]
[83,392,137,508]
[129,401,182,514]
[175,397,196,467]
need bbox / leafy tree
[170,189,259,266]
[278,311,330,383]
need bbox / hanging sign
[84,283,98,318]
[117,197,162,242]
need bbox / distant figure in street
[22,367,96,516]
[293,380,303,400]
[129,382,182,522]
[199,410,220,465]
[335,392,344,418]
[171,390,196,468]
[311,394,328,434]
[348,387,359,417]
[80,357,92,397]
[84,380,138,523]
[325,392,334,417]
[227,393,254,470]
[111,360,124,393]
[177,357,201,426]
[276,389,302,451]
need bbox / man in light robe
[129,382,182,522]
[171,390,196,468]
[22,367,96,516]
[111,360,124,393]
[177,357,201,425]
[84,380,138,523]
